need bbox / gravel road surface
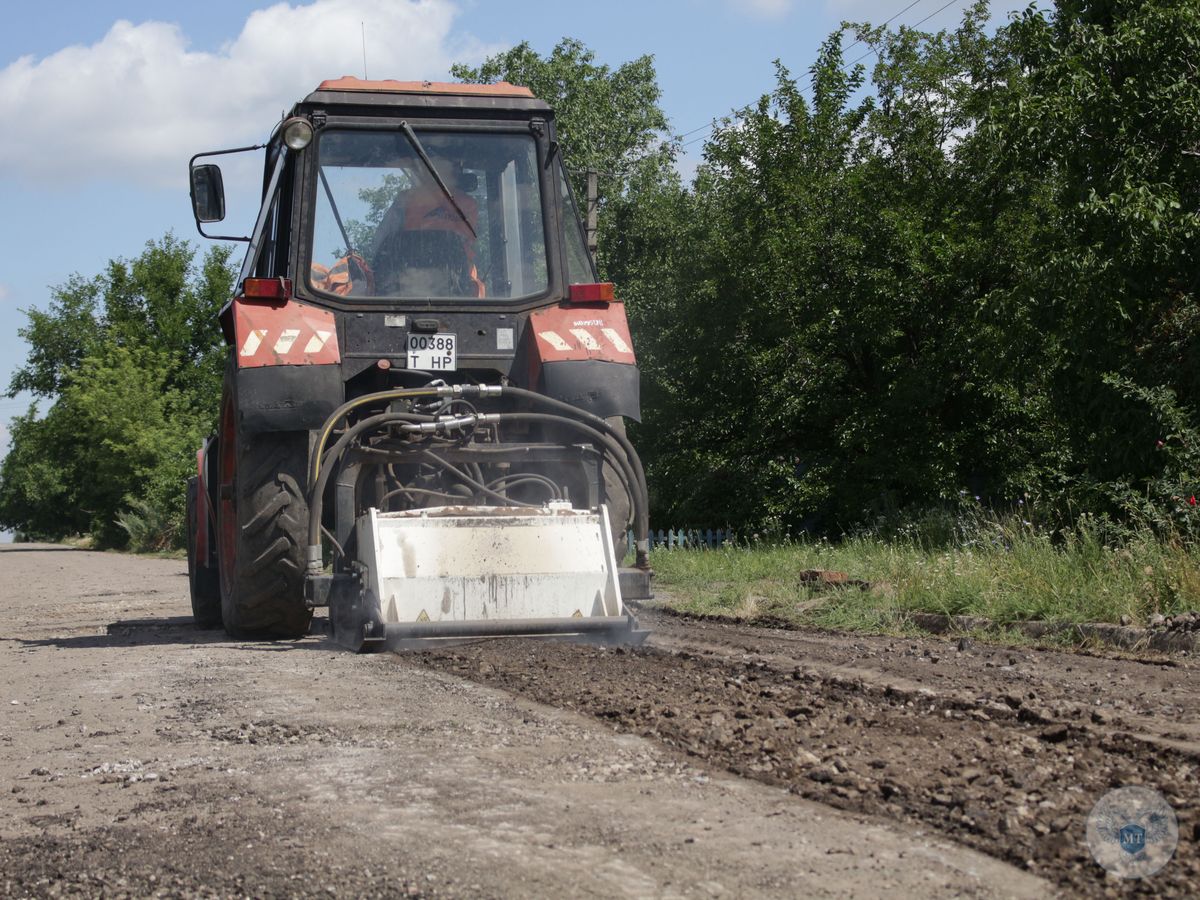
[0,545,1191,896]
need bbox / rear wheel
[186,476,222,628]
[216,369,312,638]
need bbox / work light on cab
[282,117,314,150]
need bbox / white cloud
[0,284,9,302]
[0,0,494,188]
[732,0,794,19]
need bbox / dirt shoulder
[412,605,1199,897]
[0,545,1046,898]
[642,603,1200,754]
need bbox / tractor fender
[523,302,641,421]
[219,296,345,434]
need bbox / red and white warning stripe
[530,305,637,364]
[240,328,269,357]
[233,300,340,368]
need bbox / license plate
[406,333,457,371]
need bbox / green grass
[645,520,1200,634]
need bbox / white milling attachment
[356,503,625,626]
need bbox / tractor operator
[371,156,485,298]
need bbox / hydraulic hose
[379,486,464,508]
[497,387,649,501]
[306,410,427,573]
[307,407,553,571]
[309,386,482,488]
[304,384,650,572]
[485,473,561,499]
[498,387,651,566]
[415,449,543,508]
[485,412,643,554]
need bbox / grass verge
[644,524,1200,637]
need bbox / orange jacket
[400,188,485,297]
[311,253,374,296]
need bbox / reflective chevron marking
[240,329,268,357]
[273,329,301,354]
[601,328,631,354]
[233,298,340,369]
[569,328,601,350]
[538,330,571,351]
[304,330,333,354]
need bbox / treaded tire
[217,367,313,639]
[186,476,222,628]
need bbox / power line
[675,0,965,151]
[676,119,720,141]
[836,0,927,61]
[675,0,927,146]
[809,0,967,81]
[911,0,969,30]
[805,0,966,88]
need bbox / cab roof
[315,77,535,98]
[299,77,549,117]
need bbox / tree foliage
[452,37,672,202]
[983,0,1200,511]
[0,236,234,547]
[623,0,1200,533]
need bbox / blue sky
[0,0,1028,539]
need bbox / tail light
[568,282,616,304]
[241,277,292,302]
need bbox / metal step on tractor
[184,78,652,651]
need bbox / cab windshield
[310,129,548,300]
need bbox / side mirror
[190,164,226,223]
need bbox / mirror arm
[188,143,267,242]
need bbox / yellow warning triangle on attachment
[571,610,583,618]
[416,610,430,622]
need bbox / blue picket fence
[627,527,735,550]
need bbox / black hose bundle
[304,384,651,575]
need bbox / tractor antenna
[361,23,368,80]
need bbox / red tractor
[185,79,650,650]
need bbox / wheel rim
[217,396,237,598]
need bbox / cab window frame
[298,117,560,311]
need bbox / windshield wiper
[399,121,477,240]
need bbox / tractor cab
[194,79,593,311]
